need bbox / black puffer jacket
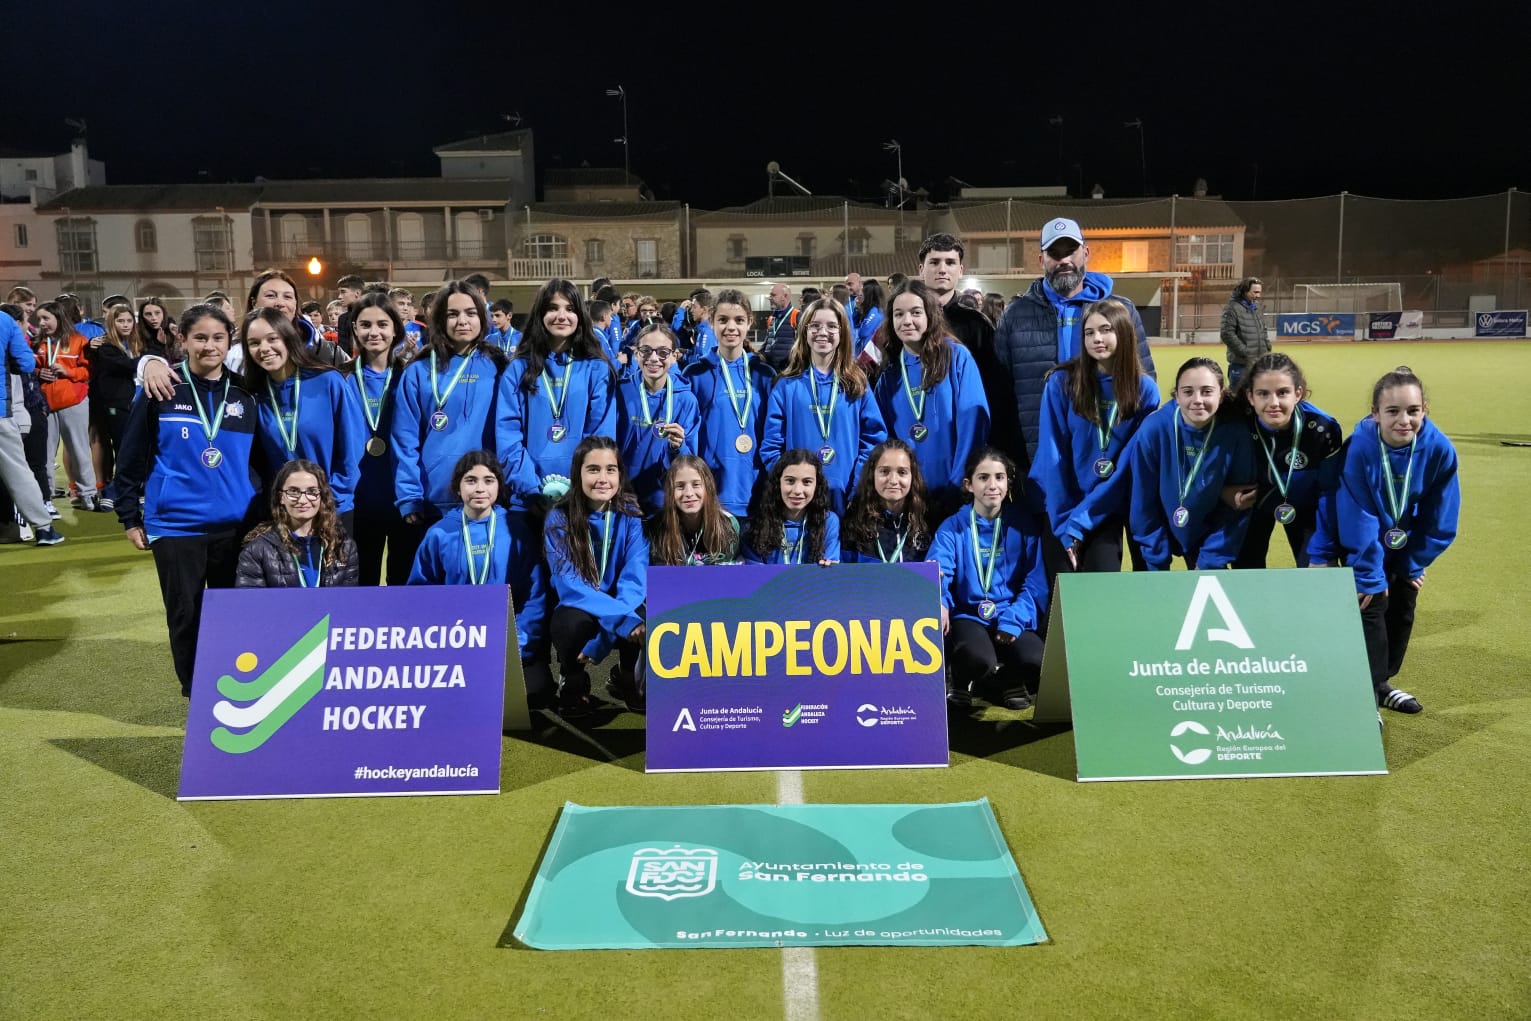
[994,278,1157,468]
[235,528,360,588]
[941,297,1022,472]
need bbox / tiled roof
[432,130,533,155]
[37,184,265,211]
[948,197,1245,234]
[525,202,683,221]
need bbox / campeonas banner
[178,586,514,800]
[513,800,1048,950]
[1034,570,1386,781]
[645,563,948,772]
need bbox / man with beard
[760,282,799,370]
[994,217,1156,471]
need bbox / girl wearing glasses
[617,324,699,513]
[761,297,887,515]
[236,459,358,587]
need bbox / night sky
[6,1,1526,207]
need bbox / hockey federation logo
[626,846,718,901]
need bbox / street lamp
[1124,117,1148,196]
[307,256,323,276]
[606,86,629,183]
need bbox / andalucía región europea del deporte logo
[210,616,329,754]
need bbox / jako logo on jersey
[209,616,329,754]
[1175,576,1254,651]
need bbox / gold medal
[735,434,753,454]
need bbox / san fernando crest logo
[626,846,719,901]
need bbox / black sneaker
[606,667,645,713]
[35,527,65,547]
[1379,685,1423,714]
[946,677,972,708]
[998,688,1034,711]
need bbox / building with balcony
[432,130,534,209]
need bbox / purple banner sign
[645,563,949,772]
[178,586,509,800]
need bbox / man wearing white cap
[994,216,1157,469]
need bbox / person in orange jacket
[33,300,99,512]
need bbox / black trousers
[1234,506,1315,569]
[353,505,416,586]
[945,618,1043,694]
[1039,515,1126,638]
[150,530,240,696]
[548,605,640,694]
[22,415,49,502]
[1359,572,1421,696]
[91,401,130,496]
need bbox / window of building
[635,239,659,277]
[193,217,233,273]
[797,234,816,258]
[586,238,605,265]
[727,236,747,262]
[522,233,568,260]
[847,236,869,256]
[1174,233,1234,266]
[24,169,37,182]
[57,220,97,274]
[14,224,28,248]
[135,219,157,253]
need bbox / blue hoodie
[761,370,887,514]
[0,315,34,413]
[390,347,504,518]
[253,368,367,513]
[873,341,990,508]
[1336,417,1459,594]
[349,362,402,518]
[1041,271,1113,362]
[114,370,260,539]
[930,504,1049,637]
[669,307,718,364]
[742,513,842,564]
[617,369,700,511]
[683,351,777,517]
[1127,404,1256,570]
[496,353,618,509]
[1030,369,1161,546]
[856,305,884,350]
[407,505,548,651]
[1237,400,1344,566]
[544,507,648,661]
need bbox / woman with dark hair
[389,279,508,559]
[114,303,262,696]
[854,278,886,354]
[982,292,1006,326]
[1030,298,1160,573]
[236,459,359,587]
[137,297,175,360]
[743,450,840,565]
[1219,276,1269,390]
[841,438,933,563]
[345,292,416,584]
[240,308,365,530]
[497,278,617,513]
[543,436,648,716]
[648,455,739,565]
[872,279,989,515]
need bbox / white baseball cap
[1041,217,1084,250]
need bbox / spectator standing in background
[1220,277,1269,390]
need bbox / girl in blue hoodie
[346,292,416,585]
[240,308,366,530]
[1030,298,1160,573]
[840,439,934,564]
[1231,351,1344,569]
[617,324,699,513]
[761,298,887,515]
[742,449,841,565]
[648,456,741,565]
[931,447,1049,711]
[873,280,989,515]
[408,450,551,707]
[390,281,509,537]
[1333,366,1459,716]
[498,279,618,513]
[1128,357,1256,571]
[683,288,775,522]
[543,436,648,717]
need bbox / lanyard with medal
[1172,407,1214,529]
[1257,409,1304,525]
[782,520,804,565]
[293,539,325,588]
[181,361,231,469]
[542,354,574,443]
[900,353,930,442]
[969,507,1003,621]
[354,358,392,457]
[1379,432,1417,551]
[429,350,473,432]
[1093,400,1120,479]
[638,372,674,439]
[462,511,497,584]
[876,514,910,563]
[590,510,614,584]
[266,373,302,456]
[44,336,61,366]
[811,371,839,466]
[719,352,755,454]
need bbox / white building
[0,141,105,201]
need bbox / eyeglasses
[638,347,673,361]
[282,488,321,502]
[807,324,840,334]
[638,308,658,317]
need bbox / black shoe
[1379,685,1423,714]
[998,688,1033,711]
[606,667,645,713]
[946,677,972,708]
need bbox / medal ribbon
[293,541,325,589]
[900,353,927,425]
[1378,432,1417,527]
[969,508,1003,595]
[782,520,804,565]
[877,528,909,563]
[1174,407,1216,507]
[430,350,473,416]
[45,337,61,365]
[1096,401,1120,451]
[639,374,674,428]
[462,511,496,585]
[354,358,392,437]
[266,374,302,455]
[540,354,574,421]
[1257,409,1303,501]
[719,353,753,431]
[590,511,614,584]
[180,360,229,447]
[811,371,839,441]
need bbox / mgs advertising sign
[1276,313,1357,339]
[1034,570,1386,781]
[645,563,948,772]
[178,586,515,800]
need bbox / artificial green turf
[2,341,1528,1020]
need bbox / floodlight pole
[1337,190,1346,283]
[606,87,629,184]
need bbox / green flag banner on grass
[513,799,1047,949]
[1033,569,1387,781]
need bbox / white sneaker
[44,501,60,520]
[19,522,34,542]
